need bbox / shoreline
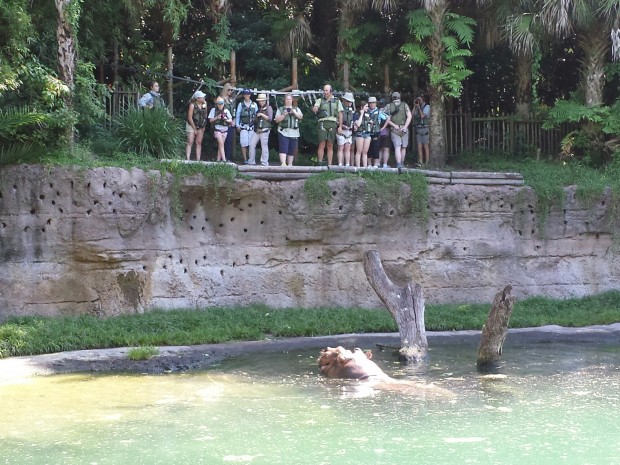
[1,323,619,383]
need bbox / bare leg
[186,132,195,160]
[326,141,334,165]
[195,129,204,161]
[317,141,326,163]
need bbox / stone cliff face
[0,164,618,320]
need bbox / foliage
[203,16,238,73]
[303,170,343,210]
[126,346,160,360]
[543,99,620,166]
[401,10,475,98]
[3,291,620,357]
[113,107,184,158]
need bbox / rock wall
[0,164,618,320]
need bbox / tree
[402,5,476,167]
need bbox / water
[1,341,619,465]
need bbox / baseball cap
[368,96,377,103]
[192,90,206,100]
[391,92,400,100]
[242,89,251,95]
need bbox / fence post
[509,115,515,154]
[466,112,473,152]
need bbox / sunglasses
[217,101,225,104]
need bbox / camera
[414,98,421,105]
[287,108,292,113]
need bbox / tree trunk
[515,52,532,118]
[477,285,516,373]
[363,250,428,364]
[427,0,448,168]
[580,26,608,107]
[55,0,76,143]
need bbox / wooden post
[166,45,173,113]
[292,57,298,90]
[477,285,516,373]
[384,64,390,94]
[343,60,350,91]
[363,250,428,364]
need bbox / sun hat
[192,90,206,100]
[256,93,267,101]
[367,96,377,103]
[391,91,400,100]
[292,90,302,98]
[342,92,355,103]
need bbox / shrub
[113,107,184,159]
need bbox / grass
[126,346,160,361]
[1,292,619,358]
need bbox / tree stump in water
[363,250,428,365]
[477,285,516,373]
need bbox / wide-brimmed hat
[256,93,267,101]
[342,92,355,103]
[391,91,400,100]
[192,90,206,100]
[368,96,377,103]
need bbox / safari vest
[342,106,354,128]
[368,108,382,135]
[316,97,340,122]
[255,105,272,130]
[215,108,230,126]
[386,102,410,125]
[239,102,258,126]
[413,104,430,127]
[224,98,235,118]
[278,107,299,130]
[191,103,208,129]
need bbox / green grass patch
[126,346,160,361]
[1,292,620,358]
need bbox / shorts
[369,136,381,159]
[379,134,391,149]
[186,122,205,135]
[239,127,255,147]
[317,120,337,144]
[390,128,409,148]
[416,126,430,145]
[336,129,353,146]
[278,132,298,156]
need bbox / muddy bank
[1,324,619,383]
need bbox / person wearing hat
[138,81,165,109]
[248,93,273,166]
[367,96,388,168]
[219,83,236,161]
[185,90,208,161]
[208,97,233,162]
[235,89,258,164]
[413,93,431,166]
[312,84,344,166]
[275,93,303,167]
[336,92,355,166]
[384,91,412,168]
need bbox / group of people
[139,81,430,167]
[313,85,431,168]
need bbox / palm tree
[540,0,618,106]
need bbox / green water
[1,342,619,465]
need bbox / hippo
[317,346,391,381]
[317,346,455,398]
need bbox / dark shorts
[369,136,381,159]
[278,132,298,156]
[379,134,391,149]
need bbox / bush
[113,107,184,159]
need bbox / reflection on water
[1,341,620,465]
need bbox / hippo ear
[365,350,373,360]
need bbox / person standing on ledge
[312,84,343,166]
[219,83,236,161]
[248,93,273,166]
[385,91,412,168]
[275,93,303,167]
[138,81,164,109]
[185,90,208,161]
[413,93,431,167]
[235,89,258,165]
[209,98,233,162]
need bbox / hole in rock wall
[245,254,249,260]
[39,194,45,200]
[230,217,235,222]
[59,208,64,213]
[248,203,253,207]
[220,270,224,276]
[30,209,36,215]
[243,228,247,233]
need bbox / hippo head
[317,346,388,380]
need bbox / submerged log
[477,285,516,373]
[363,250,428,364]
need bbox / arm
[274,108,286,124]
[294,107,303,121]
[235,103,242,127]
[312,98,320,114]
[187,103,196,130]
[208,108,219,124]
[404,106,412,129]
[138,93,152,108]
